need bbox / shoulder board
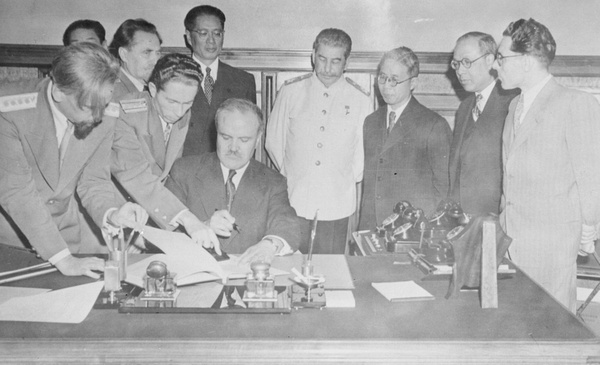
[0,92,38,113]
[284,73,312,86]
[119,98,147,114]
[346,77,371,97]
[104,102,120,118]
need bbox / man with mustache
[359,47,451,230]
[0,43,148,278]
[266,28,372,254]
[109,19,162,100]
[448,32,518,216]
[167,98,303,264]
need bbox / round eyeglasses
[450,53,490,70]
[377,74,414,87]
[495,53,524,66]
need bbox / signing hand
[54,255,105,279]
[109,202,148,229]
[179,210,221,255]
[209,209,235,237]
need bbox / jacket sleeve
[0,114,69,259]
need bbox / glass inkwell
[243,261,277,308]
[140,260,179,307]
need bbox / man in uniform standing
[266,28,372,254]
[448,32,518,216]
[182,5,256,156]
[0,43,147,278]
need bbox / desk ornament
[242,261,276,308]
[139,260,179,307]
[291,210,326,309]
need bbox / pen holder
[108,250,127,281]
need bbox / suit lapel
[212,61,232,107]
[449,94,476,185]
[162,113,190,179]
[507,79,558,159]
[382,97,419,153]
[195,154,227,219]
[229,160,263,242]
[23,82,60,189]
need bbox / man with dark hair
[182,5,256,156]
[62,19,106,47]
[494,18,600,311]
[0,43,148,278]
[111,53,219,251]
[359,47,451,230]
[109,18,162,99]
[167,98,303,263]
[448,32,518,215]
[266,28,372,254]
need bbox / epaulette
[284,73,312,86]
[104,102,120,118]
[346,77,371,97]
[119,98,147,114]
[0,92,38,113]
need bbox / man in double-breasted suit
[182,5,256,156]
[167,99,304,263]
[111,54,218,248]
[359,47,451,230]
[0,44,147,278]
[449,32,519,216]
[494,19,600,312]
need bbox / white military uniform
[266,73,372,221]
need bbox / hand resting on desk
[54,255,104,279]
[238,239,280,266]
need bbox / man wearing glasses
[182,5,256,156]
[266,29,372,254]
[448,32,518,216]
[358,47,451,230]
[494,19,600,312]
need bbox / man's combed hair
[51,43,120,121]
[149,53,203,91]
[62,19,106,46]
[378,47,420,78]
[184,5,226,30]
[313,28,352,59]
[456,31,497,58]
[109,18,162,61]
[503,18,556,67]
[216,98,264,132]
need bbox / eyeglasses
[450,53,490,70]
[495,53,524,66]
[188,29,224,39]
[377,73,414,87]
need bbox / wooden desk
[1,247,599,364]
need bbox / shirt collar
[220,160,250,187]
[477,80,496,107]
[192,55,219,81]
[47,80,69,144]
[121,67,146,92]
[311,72,345,93]
[387,97,411,124]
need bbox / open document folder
[126,226,287,287]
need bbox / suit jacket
[500,77,600,312]
[113,68,140,101]
[110,92,188,229]
[183,61,256,156]
[448,82,518,215]
[165,153,304,254]
[0,78,117,259]
[359,97,451,230]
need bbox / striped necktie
[472,93,483,121]
[164,123,173,145]
[205,67,214,104]
[225,169,237,211]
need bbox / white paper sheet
[371,281,434,302]
[325,290,356,308]
[0,286,50,305]
[0,281,104,323]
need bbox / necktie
[513,94,525,133]
[225,169,237,211]
[204,67,214,104]
[472,93,483,121]
[387,111,397,135]
[164,123,173,145]
[59,122,74,169]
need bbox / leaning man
[0,43,148,278]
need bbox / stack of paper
[371,281,435,302]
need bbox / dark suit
[448,82,518,215]
[359,97,451,230]
[183,61,256,156]
[165,153,304,254]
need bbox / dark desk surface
[1,246,599,364]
